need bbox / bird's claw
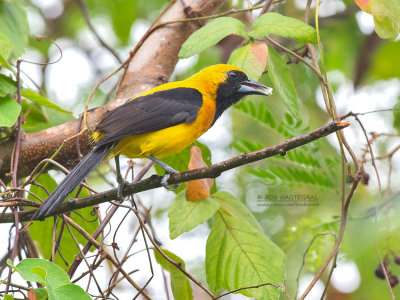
[161,172,180,191]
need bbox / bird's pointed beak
[238,79,273,96]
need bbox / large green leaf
[267,46,299,119]
[228,43,268,80]
[154,249,193,300]
[0,0,29,57]
[29,173,99,270]
[371,0,400,40]
[206,192,286,300]
[22,90,71,113]
[179,17,248,59]
[10,258,91,300]
[0,96,20,127]
[169,190,219,239]
[249,12,317,43]
[13,258,69,288]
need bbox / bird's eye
[228,71,238,79]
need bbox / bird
[31,64,273,220]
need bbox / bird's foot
[116,173,128,200]
[161,169,180,191]
[146,155,180,191]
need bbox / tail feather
[31,143,113,220]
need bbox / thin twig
[114,202,216,298]
[298,181,358,300]
[74,0,122,63]
[352,114,395,299]
[63,215,151,299]
[66,161,153,277]
[295,232,337,297]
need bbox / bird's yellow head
[189,64,273,124]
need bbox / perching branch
[0,120,349,223]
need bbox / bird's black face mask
[213,70,273,124]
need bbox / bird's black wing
[95,87,203,146]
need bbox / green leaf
[0,96,20,127]
[0,0,30,57]
[249,12,317,43]
[32,288,48,300]
[14,259,69,288]
[22,90,71,113]
[371,0,400,40]
[0,32,12,59]
[154,141,212,194]
[267,46,299,119]
[228,43,268,80]
[235,100,276,128]
[154,249,193,300]
[52,284,92,300]
[169,190,220,239]
[21,100,51,133]
[393,99,400,133]
[29,173,98,270]
[3,294,14,300]
[206,192,286,300]
[0,74,17,96]
[0,53,13,71]
[12,259,92,300]
[43,106,75,127]
[179,17,248,59]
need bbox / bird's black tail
[31,143,113,220]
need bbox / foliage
[249,12,317,43]
[169,191,219,239]
[154,248,193,300]
[206,192,285,300]
[266,47,299,119]
[8,258,91,300]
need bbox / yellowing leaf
[228,43,268,80]
[186,146,213,201]
[354,0,372,13]
[370,0,400,40]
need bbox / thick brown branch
[0,0,225,182]
[0,121,349,223]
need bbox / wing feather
[95,87,203,146]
